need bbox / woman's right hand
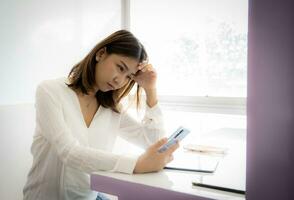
[133,138,179,174]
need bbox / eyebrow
[120,60,136,76]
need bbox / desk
[91,128,246,200]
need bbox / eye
[117,65,124,72]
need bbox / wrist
[144,88,156,95]
[133,155,145,174]
[145,88,158,108]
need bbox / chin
[100,85,113,92]
[100,88,111,92]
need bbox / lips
[107,82,115,90]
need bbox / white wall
[0,104,35,199]
[0,0,121,105]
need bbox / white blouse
[23,77,165,200]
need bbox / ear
[95,47,107,61]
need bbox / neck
[73,91,94,103]
[75,86,99,99]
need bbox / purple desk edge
[91,173,213,200]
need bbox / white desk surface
[92,128,246,200]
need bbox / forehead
[109,54,139,72]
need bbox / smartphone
[158,126,190,153]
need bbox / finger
[141,64,153,72]
[167,155,174,163]
[151,137,168,149]
[138,64,148,72]
[130,74,136,80]
[146,64,153,72]
[165,140,180,155]
[138,61,148,70]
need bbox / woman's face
[95,53,139,92]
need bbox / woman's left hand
[132,62,157,91]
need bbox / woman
[23,30,179,200]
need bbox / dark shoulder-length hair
[66,30,148,113]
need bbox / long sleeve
[118,103,166,149]
[35,83,138,174]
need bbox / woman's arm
[118,101,166,149]
[145,88,158,108]
[118,63,166,148]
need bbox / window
[130,0,248,98]
[115,1,248,170]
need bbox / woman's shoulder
[37,77,69,97]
